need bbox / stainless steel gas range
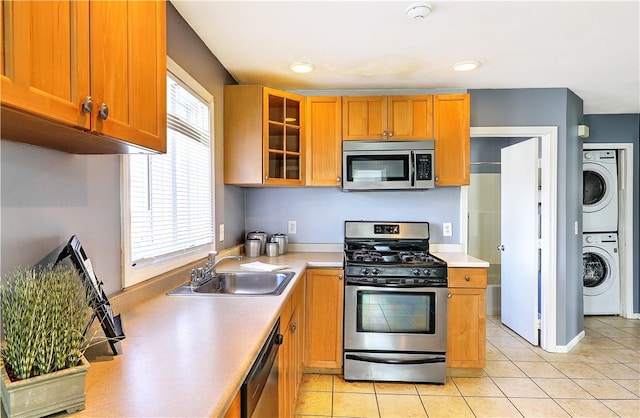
[343,221,448,384]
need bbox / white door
[500,138,539,345]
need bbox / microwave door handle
[410,151,415,187]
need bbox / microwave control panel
[415,154,432,180]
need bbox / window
[122,57,214,287]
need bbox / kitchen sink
[167,271,296,296]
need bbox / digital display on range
[374,224,400,234]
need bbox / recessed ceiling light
[289,62,315,74]
[453,61,481,72]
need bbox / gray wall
[1,142,121,295]
[0,3,242,296]
[245,187,461,243]
[583,114,640,312]
[469,88,584,346]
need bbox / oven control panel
[345,276,448,287]
[345,266,447,279]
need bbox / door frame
[584,143,636,319]
[462,126,559,353]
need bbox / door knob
[497,245,505,251]
[98,103,109,120]
[81,96,93,114]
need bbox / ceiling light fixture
[406,3,432,20]
[453,61,481,72]
[289,62,315,74]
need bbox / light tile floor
[295,316,640,417]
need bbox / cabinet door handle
[465,275,471,282]
[82,96,93,114]
[291,322,297,333]
[98,103,109,120]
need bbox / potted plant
[0,264,91,417]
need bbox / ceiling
[171,1,640,115]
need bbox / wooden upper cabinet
[1,0,91,129]
[89,0,166,153]
[305,96,342,186]
[0,0,166,154]
[387,95,433,140]
[433,93,470,186]
[342,96,386,140]
[342,95,433,141]
[225,85,305,186]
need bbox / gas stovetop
[343,221,447,285]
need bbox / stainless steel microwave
[342,140,435,191]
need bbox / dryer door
[583,162,615,213]
[582,247,616,296]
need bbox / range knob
[412,269,421,276]
[360,268,370,276]
[371,268,380,276]
[424,269,432,276]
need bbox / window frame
[120,56,215,288]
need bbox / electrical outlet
[288,220,297,235]
[219,224,225,241]
[443,222,453,237]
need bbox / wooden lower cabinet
[304,269,344,372]
[278,275,305,418]
[447,267,487,368]
[223,390,241,418]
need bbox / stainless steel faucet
[190,251,243,287]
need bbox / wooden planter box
[1,356,89,418]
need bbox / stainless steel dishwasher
[241,319,282,418]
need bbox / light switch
[219,224,225,241]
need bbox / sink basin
[167,271,296,296]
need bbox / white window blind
[128,73,213,265]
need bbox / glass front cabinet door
[265,88,303,185]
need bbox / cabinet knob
[435,176,439,182]
[388,131,393,138]
[82,96,93,114]
[265,175,269,180]
[98,103,109,120]
[337,177,341,182]
[338,274,343,280]
[447,293,452,298]
[291,322,297,333]
[465,275,471,282]
[382,130,387,137]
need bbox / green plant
[0,264,89,381]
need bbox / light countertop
[79,253,343,417]
[434,252,491,268]
[77,250,486,416]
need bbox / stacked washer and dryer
[582,150,620,315]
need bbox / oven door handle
[345,354,445,365]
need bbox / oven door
[344,284,447,353]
